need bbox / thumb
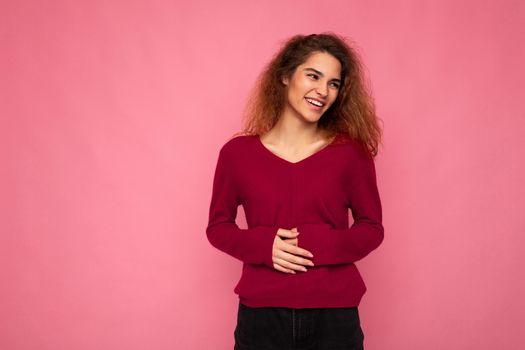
[277,227,299,238]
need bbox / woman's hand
[272,227,315,274]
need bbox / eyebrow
[303,67,341,83]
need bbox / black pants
[234,301,364,350]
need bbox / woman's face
[282,51,342,123]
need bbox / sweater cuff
[250,226,279,268]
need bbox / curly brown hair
[232,32,383,157]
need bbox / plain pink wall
[1,1,524,349]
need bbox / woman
[206,32,384,350]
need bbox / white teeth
[306,98,323,107]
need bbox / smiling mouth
[305,97,324,110]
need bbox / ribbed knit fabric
[206,132,384,308]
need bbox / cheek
[330,91,340,104]
[328,99,337,109]
[288,86,305,103]
[286,89,298,103]
[293,76,312,89]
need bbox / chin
[304,111,324,120]
[303,116,322,123]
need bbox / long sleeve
[206,145,278,268]
[296,146,384,266]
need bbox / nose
[315,82,328,97]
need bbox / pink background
[1,1,524,349]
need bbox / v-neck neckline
[255,133,339,165]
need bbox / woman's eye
[308,74,339,89]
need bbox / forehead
[298,51,341,78]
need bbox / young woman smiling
[206,32,384,350]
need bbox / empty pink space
[1,0,523,349]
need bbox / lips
[305,97,326,106]
[305,97,324,110]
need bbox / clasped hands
[272,227,314,274]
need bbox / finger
[283,238,298,246]
[273,262,296,274]
[276,228,300,238]
[274,254,310,271]
[278,239,299,250]
[274,257,308,272]
[276,247,314,267]
[291,245,314,259]
[279,241,314,260]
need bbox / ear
[281,75,289,86]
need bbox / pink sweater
[206,132,384,308]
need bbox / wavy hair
[232,32,383,157]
